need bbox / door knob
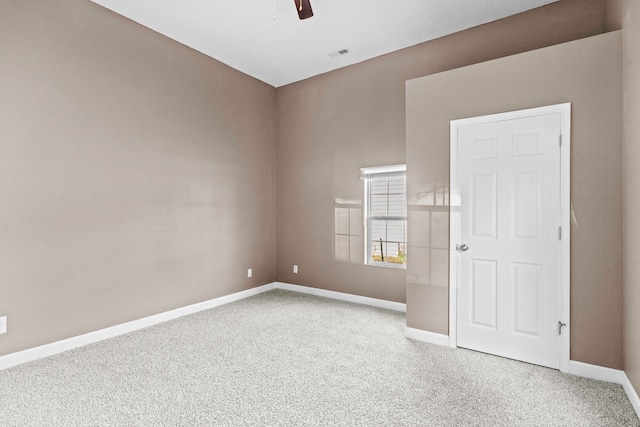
[456,244,469,252]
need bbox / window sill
[366,261,407,270]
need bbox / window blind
[360,165,407,267]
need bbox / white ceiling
[90,0,558,88]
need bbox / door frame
[448,103,571,373]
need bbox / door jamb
[448,103,571,373]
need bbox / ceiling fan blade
[294,0,314,20]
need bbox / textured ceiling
[90,0,558,88]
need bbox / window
[361,164,407,268]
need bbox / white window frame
[360,164,407,269]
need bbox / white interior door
[453,109,566,369]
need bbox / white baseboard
[0,283,276,371]
[0,281,407,371]
[273,282,407,312]
[569,360,626,383]
[404,326,450,347]
[569,361,640,419]
[622,373,640,418]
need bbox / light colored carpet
[0,289,638,426]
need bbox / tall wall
[275,0,609,303]
[406,32,623,368]
[622,0,640,394]
[0,0,277,356]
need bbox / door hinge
[558,226,562,240]
[558,321,567,335]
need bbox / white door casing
[449,104,571,372]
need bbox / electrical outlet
[0,316,6,334]
[293,265,298,274]
[247,268,252,278]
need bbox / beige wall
[606,0,625,31]
[275,0,609,303]
[407,32,623,368]
[623,0,640,394]
[0,0,276,355]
